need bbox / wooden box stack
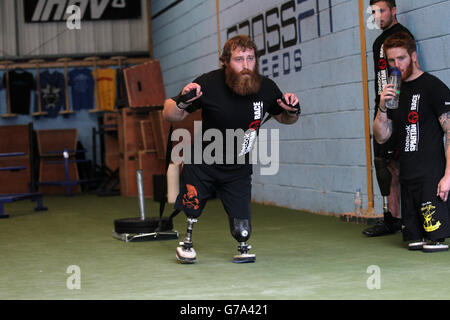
[36,129,81,194]
[0,125,31,194]
[118,108,167,197]
[103,112,120,173]
[118,60,170,198]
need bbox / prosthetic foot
[230,218,255,263]
[233,242,256,263]
[176,218,198,264]
[363,157,401,237]
[408,238,427,250]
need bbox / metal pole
[136,169,146,220]
[358,0,375,214]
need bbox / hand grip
[179,90,197,103]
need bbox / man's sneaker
[423,239,449,253]
[362,219,401,237]
[408,239,427,250]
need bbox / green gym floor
[1,194,449,300]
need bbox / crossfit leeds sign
[24,0,141,23]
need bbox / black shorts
[373,107,398,160]
[401,178,450,241]
[174,163,252,219]
[372,134,398,160]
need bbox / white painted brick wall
[152,0,449,214]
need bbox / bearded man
[374,32,450,252]
[163,35,300,263]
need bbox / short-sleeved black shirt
[388,72,450,182]
[184,68,284,175]
[372,23,413,115]
[3,70,35,115]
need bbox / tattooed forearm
[439,111,450,150]
[439,111,450,175]
[373,112,393,144]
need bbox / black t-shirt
[184,68,284,174]
[3,70,35,115]
[372,23,413,117]
[388,72,450,182]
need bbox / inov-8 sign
[24,0,141,23]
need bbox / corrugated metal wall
[0,0,152,165]
[0,0,18,58]
[0,0,149,59]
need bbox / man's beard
[401,59,413,80]
[225,66,261,96]
[380,17,393,30]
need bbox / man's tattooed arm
[373,110,393,144]
[439,111,450,152]
[437,111,450,201]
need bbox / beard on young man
[225,66,262,96]
[400,57,414,81]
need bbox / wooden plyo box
[0,125,30,155]
[119,152,138,197]
[103,112,119,131]
[118,108,149,154]
[103,113,120,173]
[0,157,30,194]
[138,150,165,198]
[37,129,81,194]
[119,151,165,198]
[140,113,169,158]
[105,147,120,172]
[119,60,169,198]
[39,162,81,194]
[124,60,166,108]
[0,124,31,194]
[37,129,77,156]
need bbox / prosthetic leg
[375,156,391,217]
[176,217,198,263]
[363,157,400,236]
[230,218,255,263]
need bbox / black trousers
[174,163,252,220]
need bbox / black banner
[24,0,141,23]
